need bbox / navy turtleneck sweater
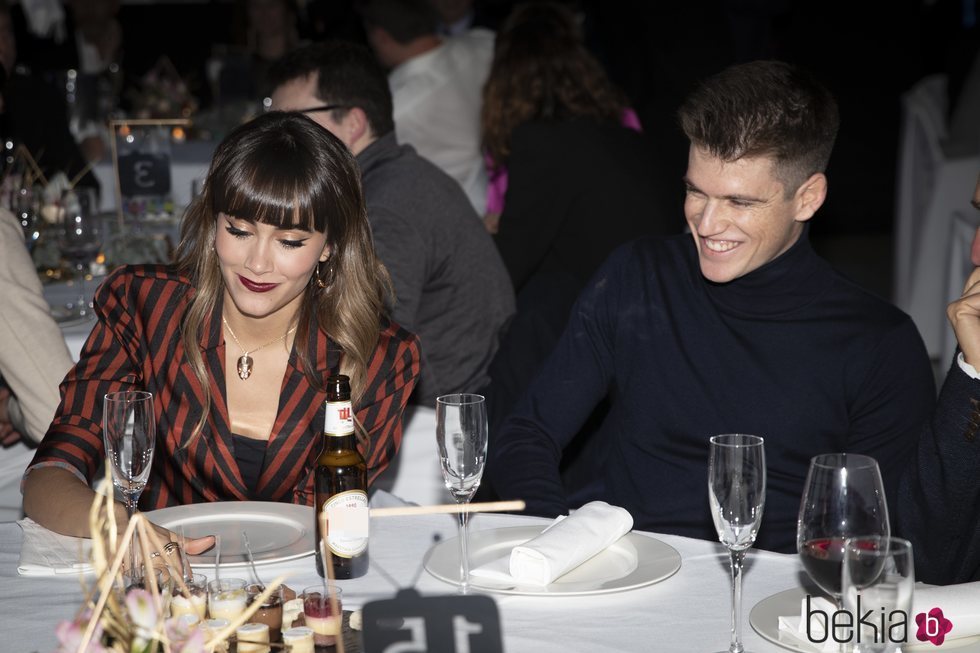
[490,231,936,553]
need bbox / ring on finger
[163,542,180,556]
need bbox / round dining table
[6,490,972,653]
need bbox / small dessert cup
[207,578,247,622]
[301,585,343,646]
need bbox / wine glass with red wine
[797,453,890,607]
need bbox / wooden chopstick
[369,500,525,518]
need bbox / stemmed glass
[709,434,766,653]
[842,536,914,653]
[57,187,101,319]
[435,393,488,594]
[103,391,156,580]
[797,453,890,609]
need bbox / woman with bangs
[23,112,421,557]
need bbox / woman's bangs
[211,158,323,233]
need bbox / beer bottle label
[322,490,368,557]
[325,400,354,436]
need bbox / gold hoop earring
[314,258,332,289]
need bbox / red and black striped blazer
[28,265,421,509]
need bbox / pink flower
[54,619,107,653]
[125,587,159,640]
[916,607,954,646]
[164,616,207,653]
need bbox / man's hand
[0,388,24,447]
[947,226,980,367]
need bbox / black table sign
[118,151,172,197]
[361,589,503,653]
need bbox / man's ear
[793,172,827,224]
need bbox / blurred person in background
[0,206,73,522]
[0,0,98,190]
[478,2,672,495]
[214,0,305,107]
[270,41,514,405]
[358,0,493,214]
[900,172,980,585]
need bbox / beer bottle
[314,375,368,578]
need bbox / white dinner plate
[750,587,980,652]
[423,525,681,596]
[147,501,314,569]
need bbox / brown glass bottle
[314,375,369,578]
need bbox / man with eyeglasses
[901,172,980,585]
[269,41,515,406]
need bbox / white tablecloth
[0,506,831,653]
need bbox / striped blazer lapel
[257,322,341,503]
[195,305,250,500]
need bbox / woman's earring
[315,260,328,288]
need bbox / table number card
[361,589,503,653]
[109,119,190,224]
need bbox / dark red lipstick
[238,275,278,293]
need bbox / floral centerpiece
[128,57,199,120]
[54,479,286,653]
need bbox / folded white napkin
[912,582,980,640]
[470,501,633,586]
[777,581,980,650]
[777,595,839,652]
[17,518,94,577]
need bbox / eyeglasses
[299,104,346,114]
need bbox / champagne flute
[57,187,101,319]
[709,434,766,653]
[797,453,890,609]
[103,391,156,580]
[842,536,914,653]
[435,393,488,594]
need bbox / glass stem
[728,549,746,653]
[458,508,470,595]
[126,497,139,582]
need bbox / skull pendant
[237,354,253,380]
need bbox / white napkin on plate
[17,517,94,577]
[777,595,839,652]
[776,581,980,649]
[470,501,633,586]
[912,582,980,641]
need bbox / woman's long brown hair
[174,111,391,441]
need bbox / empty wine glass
[797,453,890,609]
[842,536,914,653]
[57,187,101,319]
[103,391,156,579]
[435,393,488,594]
[709,434,766,653]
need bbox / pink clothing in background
[484,108,643,215]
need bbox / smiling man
[489,60,936,553]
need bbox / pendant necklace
[222,316,297,381]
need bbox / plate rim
[750,587,980,653]
[424,524,681,596]
[146,500,314,569]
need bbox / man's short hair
[268,41,395,138]
[356,0,439,44]
[677,60,840,195]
